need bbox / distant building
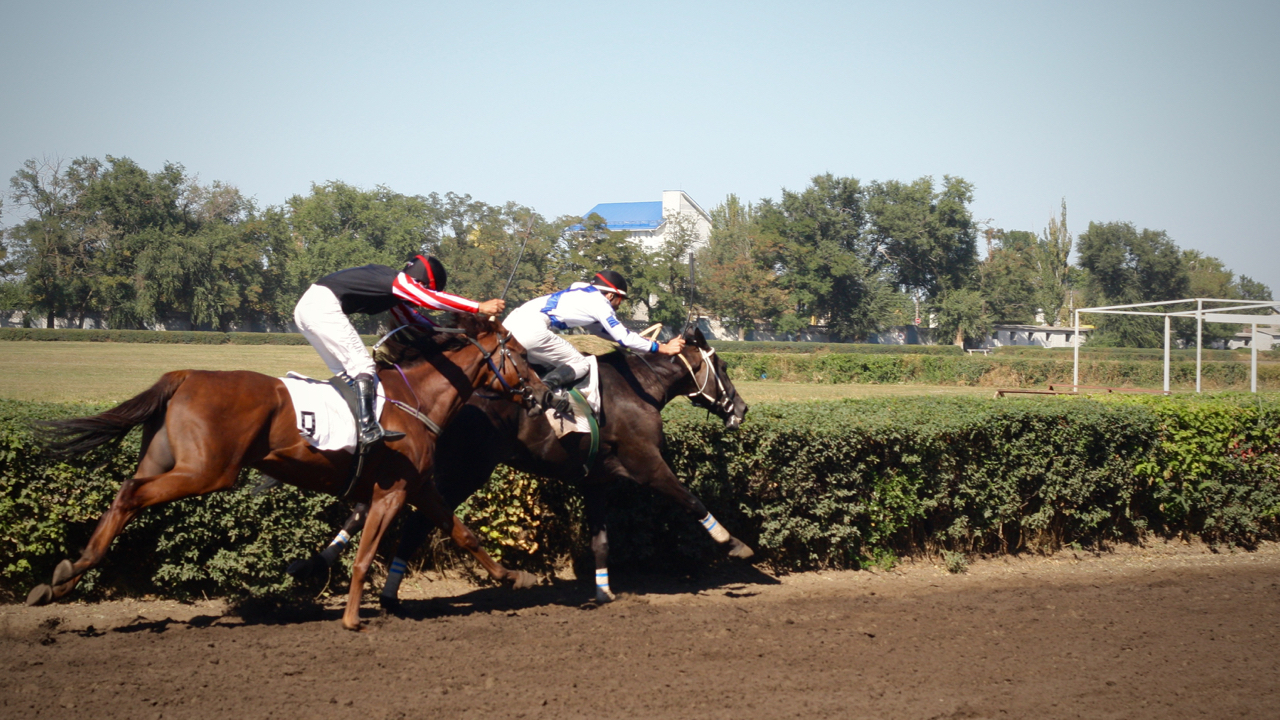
[581,190,712,254]
[1227,324,1278,351]
[978,324,1091,350]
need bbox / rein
[674,346,735,415]
[383,323,531,435]
[387,363,441,436]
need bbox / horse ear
[684,325,708,347]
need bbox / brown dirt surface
[3,540,1280,720]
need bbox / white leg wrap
[701,513,732,543]
[319,529,351,565]
[595,568,614,602]
[382,557,408,598]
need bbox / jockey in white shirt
[503,270,685,407]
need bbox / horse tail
[39,371,190,458]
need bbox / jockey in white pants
[503,270,685,407]
[293,255,505,444]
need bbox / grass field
[0,341,333,403]
[0,340,1008,404]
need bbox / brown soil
[3,541,1279,720]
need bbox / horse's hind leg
[584,483,614,603]
[28,461,238,606]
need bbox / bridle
[375,321,535,410]
[674,345,737,418]
[452,324,533,405]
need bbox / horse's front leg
[618,449,754,561]
[583,483,614,603]
[342,483,407,631]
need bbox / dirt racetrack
[3,541,1279,720]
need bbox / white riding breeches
[503,307,593,381]
[294,284,377,378]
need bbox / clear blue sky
[2,1,1277,295]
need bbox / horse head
[379,314,543,412]
[452,313,544,412]
[678,326,748,430]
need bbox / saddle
[534,357,601,474]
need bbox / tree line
[0,155,1271,346]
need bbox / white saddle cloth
[544,355,600,438]
[280,372,388,452]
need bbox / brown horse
[27,314,539,630]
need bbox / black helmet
[405,255,447,292]
[589,269,628,297]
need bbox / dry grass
[0,341,332,403]
[0,340,1009,405]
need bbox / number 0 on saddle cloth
[280,372,389,453]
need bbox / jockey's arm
[389,303,437,330]
[391,272,505,316]
[589,295,684,355]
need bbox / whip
[501,218,535,302]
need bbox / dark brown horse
[28,315,539,630]
[294,325,752,603]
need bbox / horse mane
[375,313,501,369]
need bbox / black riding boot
[540,364,580,418]
[354,374,404,444]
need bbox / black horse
[292,325,751,602]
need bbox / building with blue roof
[581,191,712,254]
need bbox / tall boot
[354,374,404,444]
[540,364,580,419]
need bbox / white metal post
[1253,323,1259,393]
[1073,310,1080,388]
[1164,315,1171,393]
[1196,299,1203,394]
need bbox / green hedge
[0,328,379,346]
[709,340,962,355]
[720,352,1280,390]
[0,400,352,602]
[3,393,1278,600]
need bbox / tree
[1033,199,1072,325]
[1238,275,1272,301]
[933,288,991,347]
[697,195,791,340]
[757,174,887,339]
[6,157,111,328]
[866,175,978,300]
[636,210,701,329]
[979,229,1038,323]
[560,212,646,304]
[1076,222,1189,347]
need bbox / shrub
[0,400,350,602]
[2,394,1276,599]
[709,340,962,355]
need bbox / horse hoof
[378,595,402,613]
[51,559,75,587]
[286,554,324,580]
[728,538,755,560]
[25,584,53,607]
[595,588,615,603]
[341,619,367,632]
[510,571,537,590]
